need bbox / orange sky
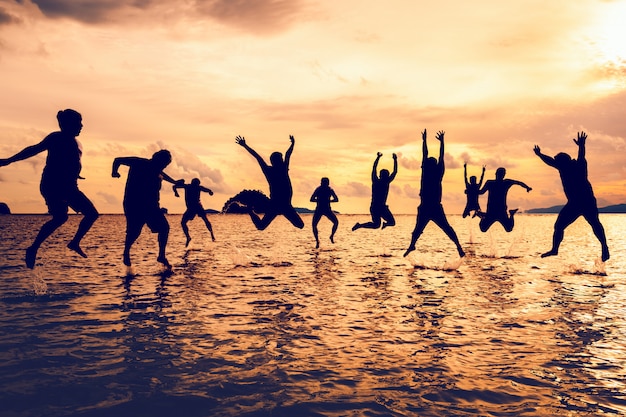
[0,0,625,214]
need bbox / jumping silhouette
[310,177,339,248]
[478,167,531,232]
[462,162,485,218]
[235,135,304,230]
[534,131,609,261]
[352,152,397,231]
[112,150,182,269]
[404,130,464,258]
[0,109,99,268]
[173,178,216,246]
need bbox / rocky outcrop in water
[0,202,10,214]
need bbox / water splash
[442,257,464,271]
[487,231,497,258]
[229,245,251,266]
[593,258,606,275]
[32,269,48,295]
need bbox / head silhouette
[380,169,390,180]
[424,157,438,172]
[191,178,200,186]
[321,177,330,187]
[270,152,283,166]
[469,175,477,185]
[57,109,82,136]
[554,152,572,167]
[151,149,172,170]
[495,167,506,180]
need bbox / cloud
[28,0,139,23]
[340,181,369,198]
[0,6,21,25]
[195,0,307,35]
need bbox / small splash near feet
[593,257,606,275]
[32,269,48,295]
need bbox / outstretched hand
[435,130,445,141]
[377,152,383,157]
[421,129,427,141]
[235,135,246,146]
[289,135,295,144]
[574,131,587,146]
[0,159,9,168]
[111,171,120,178]
[533,145,541,155]
[392,153,397,160]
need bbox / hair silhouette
[0,109,99,268]
[462,162,485,218]
[534,131,609,261]
[404,130,464,258]
[112,149,182,269]
[352,152,397,231]
[235,135,304,230]
[310,177,339,248]
[173,177,216,246]
[477,166,531,232]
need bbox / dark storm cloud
[27,0,154,23]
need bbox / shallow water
[0,213,625,416]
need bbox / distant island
[0,202,10,215]
[525,203,626,214]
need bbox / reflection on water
[0,214,625,416]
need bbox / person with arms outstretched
[173,178,216,246]
[310,177,339,248]
[112,150,182,269]
[0,109,99,268]
[533,131,609,261]
[478,167,531,232]
[404,130,464,258]
[462,162,485,218]
[352,152,397,231]
[235,135,304,230]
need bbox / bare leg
[123,221,144,267]
[312,212,321,248]
[67,206,99,258]
[156,222,171,269]
[404,215,429,257]
[26,213,69,268]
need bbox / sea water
[0,213,625,417]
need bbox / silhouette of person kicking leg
[0,109,99,268]
[235,135,304,230]
[173,178,216,246]
[533,131,609,261]
[404,130,464,258]
[352,152,397,231]
[478,167,531,232]
[310,177,339,248]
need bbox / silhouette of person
[352,152,397,231]
[235,135,304,230]
[0,109,99,268]
[533,131,609,261]
[462,162,485,218]
[310,177,339,248]
[478,167,531,232]
[112,150,182,269]
[173,178,216,246]
[404,130,465,258]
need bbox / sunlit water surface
[1,214,625,417]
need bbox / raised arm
[421,129,428,166]
[235,135,267,169]
[0,140,48,167]
[284,135,295,167]
[463,163,469,186]
[372,152,382,181]
[436,130,445,168]
[111,156,140,177]
[389,153,398,181]
[533,145,557,168]
[200,185,214,195]
[479,165,486,186]
[512,179,532,192]
[172,182,185,197]
[574,131,587,163]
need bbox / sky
[0,0,625,215]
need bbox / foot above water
[25,246,37,269]
[67,241,88,258]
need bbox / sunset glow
[0,0,624,214]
